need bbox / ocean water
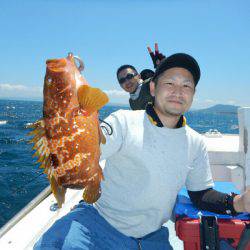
[0,99,239,229]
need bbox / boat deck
[0,134,243,249]
[0,187,184,249]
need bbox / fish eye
[47,78,52,85]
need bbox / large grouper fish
[28,53,109,207]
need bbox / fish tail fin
[77,85,109,115]
[82,166,104,203]
[50,174,66,208]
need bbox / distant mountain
[194,104,240,114]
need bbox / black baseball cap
[152,53,201,86]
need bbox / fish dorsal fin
[77,85,109,115]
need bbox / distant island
[192,104,240,114]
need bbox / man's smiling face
[150,67,195,117]
[118,68,141,93]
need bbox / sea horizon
[0,98,241,112]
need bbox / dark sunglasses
[118,73,138,84]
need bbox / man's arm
[186,137,250,214]
[188,189,238,215]
[188,188,250,214]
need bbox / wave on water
[230,124,239,130]
[6,106,15,109]
[0,120,7,125]
[25,122,34,128]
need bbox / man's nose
[172,85,183,96]
[124,78,135,86]
[124,80,131,87]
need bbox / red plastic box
[175,217,250,250]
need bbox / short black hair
[140,69,154,81]
[116,65,138,79]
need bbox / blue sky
[0,0,250,109]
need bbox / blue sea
[0,99,239,229]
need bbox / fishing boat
[0,107,249,250]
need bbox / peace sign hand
[147,43,166,68]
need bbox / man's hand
[233,189,250,213]
[147,43,166,68]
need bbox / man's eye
[165,82,173,85]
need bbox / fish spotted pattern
[28,53,109,207]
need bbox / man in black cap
[35,52,250,250]
[147,53,200,128]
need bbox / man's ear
[150,81,156,97]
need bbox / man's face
[150,67,195,116]
[117,68,141,93]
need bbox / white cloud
[204,99,218,104]
[227,100,237,105]
[0,84,129,105]
[0,83,27,91]
[0,83,42,100]
[192,99,219,109]
[103,89,128,98]
[103,89,129,104]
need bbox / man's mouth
[168,100,183,104]
[126,84,133,90]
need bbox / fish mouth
[46,58,67,72]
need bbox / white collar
[129,80,143,100]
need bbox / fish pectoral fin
[28,119,51,171]
[50,174,66,208]
[26,119,45,129]
[77,85,109,115]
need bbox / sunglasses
[118,73,138,84]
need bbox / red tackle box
[174,182,250,250]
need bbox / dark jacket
[129,78,154,110]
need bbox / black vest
[129,78,154,110]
